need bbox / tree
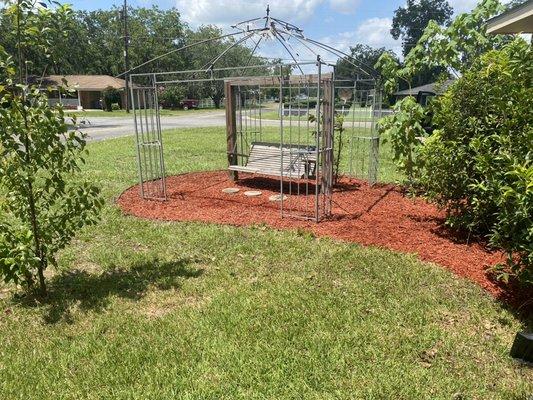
[102,86,122,111]
[0,2,83,77]
[335,44,389,80]
[158,85,186,109]
[377,0,509,95]
[378,96,427,184]
[420,39,532,284]
[74,6,187,76]
[403,0,508,77]
[375,0,509,188]
[391,0,453,57]
[0,0,103,296]
[390,0,453,86]
[0,5,188,77]
[183,25,267,108]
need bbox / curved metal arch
[300,36,379,78]
[271,23,379,78]
[117,31,246,77]
[119,8,382,80]
[202,31,257,71]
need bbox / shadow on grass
[16,258,204,324]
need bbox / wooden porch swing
[224,74,333,182]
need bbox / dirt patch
[117,171,531,308]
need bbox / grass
[252,107,376,122]
[0,127,532,399]
[65,108,222,118]
[227,125,401,183]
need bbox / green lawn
[253,107,376,122]
[0,127,531,399]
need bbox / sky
[66,0,491,60]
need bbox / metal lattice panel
[131,85,166,200]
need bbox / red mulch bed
[117,170,531,309]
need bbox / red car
[180,99,199,110]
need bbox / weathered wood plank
[225,73,333,87]
[225,81,238,181]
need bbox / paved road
[78,111,287,142]
[77,110,232,141]
[77,110,373,142]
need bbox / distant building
[394,79,455,106]
[38,75,128,110]
[487,0,533,35]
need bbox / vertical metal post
[315,57,322,222]
[327,68,335,216]
[349,80,357,176]
[153,74,167,198]
[258,86,262,141]
[130,76,145,198]
[369,86,378,185]
[123,0,130,113]
[370,86,382,185]
[279,64,285,218]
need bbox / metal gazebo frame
[123,8,382,222]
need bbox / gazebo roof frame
[119,7,380,81]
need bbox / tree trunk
[20,89,46,296]
[38,259,47,297]
[213,93,222,109]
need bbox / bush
[158,85,186,109]
[102,86,121,112]
[378,96,428,184]
[421,39,532,285]
[0,51,103,295]
[285,98,317,109]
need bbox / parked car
[180,99,199,110]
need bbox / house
[486,0,533,34]
[394,79,455,106]
[39,75,128,110]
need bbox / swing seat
[229,142,317,179]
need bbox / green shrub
[378,96,428,184]
[421,39,532,285]
[102,86,121,112]
[285,98,317,109]
[0,48,103,295]
[159,85,186,109]
[111,103,120,111]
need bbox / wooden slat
[225,82,238,181]
[229,142,317,178]
[225,73,333,87]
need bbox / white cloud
[322,17,401,56]
[176,0,323,27]
[329,0,362,14]
[176,0,365,27]
[448,0,480,14]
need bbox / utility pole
[123,0,130,113]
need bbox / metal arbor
[224,65,335,221]
[126,8,383,222]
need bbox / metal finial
[266,5,270,17]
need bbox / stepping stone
[269,194,287,202]
[222,188,240,194]
[244,190,262,197]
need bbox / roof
[487,0,533,34]
[394,79,455,97]
[39,75,127,91]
